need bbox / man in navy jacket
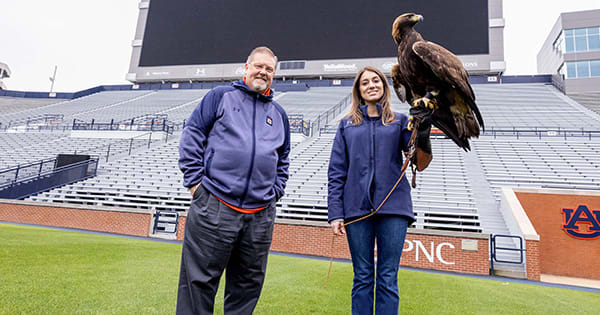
[177,46,290,315]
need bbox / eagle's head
[392,13,423,44]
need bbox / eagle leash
[323,123,419,288]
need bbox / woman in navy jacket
[328,66,432,314]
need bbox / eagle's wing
[391,64,410,103]
[412,41,484,129]
[412,41,474,99]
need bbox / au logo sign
[561,205,600,239]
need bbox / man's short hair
[246,46,278,65]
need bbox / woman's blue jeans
[345,215,409,315]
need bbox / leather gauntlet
[409,98,434,171]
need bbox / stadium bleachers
[474,137,600,199]
[0,131,163,171]
[569,92,600,117]
[0,132,70,169]
[279,133,482,232]
[474,84,600,129]
[275,87,352,122]
[21,86,352,212]
[30,139,187,210]
[0,82,598,241]
[71,89,208,122]
[0,90,154,127]
[0,97,64,115]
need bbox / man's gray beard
[251,79,267,92]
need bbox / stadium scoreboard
[127,0,505,83]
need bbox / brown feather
[391,64,408,103]
[432,106,471,151]
[413,42,474,100]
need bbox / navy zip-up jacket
[328,104,415,223]
[179,80,290,209]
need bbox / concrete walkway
[541,274,600,290]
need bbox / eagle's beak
[412,15,423,22]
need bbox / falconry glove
[409,101,433,155]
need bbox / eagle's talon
[413,97,435,110]
[426,100,435,110]
[421,97,434,110]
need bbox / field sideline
[1,223,598,314]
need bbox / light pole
[49,65,57,93]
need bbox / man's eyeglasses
[250,63,275,74]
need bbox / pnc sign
[561,205,600,240]
[403,240,455,265]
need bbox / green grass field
[1,223,598,314]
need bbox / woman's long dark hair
[345,66,394,126]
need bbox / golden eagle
[391,13,484,151]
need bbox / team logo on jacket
[266,116,273,126]
[561,205,600,240]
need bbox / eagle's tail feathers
[461,113,481,138]
[451,112,479,139]
[432,120,471,151]
[467,98,485,131]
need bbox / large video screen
[139,0,489,67]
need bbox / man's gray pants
[176,185,276,315]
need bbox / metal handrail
[288,114,310,136]
[7,114,64,127]
[490,234,526,276]
[309,93,352,137]
[152,210,179,234]
[72,116,173,133]
[483,127,600,140]
[76,131,159,162]
[0,156,99,191]
[117,113,168,125]
[0,157,56,175]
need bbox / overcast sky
[1,0,598,92]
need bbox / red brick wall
[177,216,186,240]
[3,202,489,275]
[515,192,600,280]
[271,222,351,259]
[401,233,488,274]
[270,222,489,275]
[525,240,540,281]
[0,201,150,237]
